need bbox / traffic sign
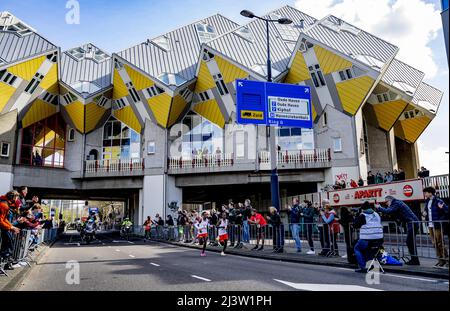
[236,79,312,128]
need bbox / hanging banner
[328,179,425,206]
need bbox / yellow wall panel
[195,61,216,93]
[65,100,85,132]
[372,100,408,131]
[285,52,310,84]
[314,45,352,75]
[0,82,16,112]
[113,106,141,133]
[124,65,154,91]
[193,99,225,128]
[113,68,129,100]
[85,102,107,133]
[39,63,59,93]
[215,56,248,84]
[168,95,188,127]
[21,99,57,128]
[394,116,431,143]
[147,93,172,127]
[8,55,46,81]
[336,76,374,115]
[312,104,317,122]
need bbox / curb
[157,240,449,280]
[1,239,56,291]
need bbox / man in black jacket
[233,204,243,248]
[241,199,252,243]
[227,203,237,247]
[267,206,283,253]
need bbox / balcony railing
[167,148,331,173]
[422,174,450,198]
[168,153,235,170]
[259,148,331,165]
[85,158,145,174]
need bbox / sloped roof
[381,58,425,96]
[206,6,316,79]
[60,43,112,97]
[412,82,443,114]
[304,15,398,71]
[0,11,57,66]
[117,14,238,84]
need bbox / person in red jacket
[1,191,21,270]
[350,179,358,188]
[248,209,267,251]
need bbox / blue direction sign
[236,79,312,128]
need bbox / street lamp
[240,10,293,212]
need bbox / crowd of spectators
[142,189,448,271]
[0,186,56,271]
[331,167,431,190]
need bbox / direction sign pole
[265,19,281,212]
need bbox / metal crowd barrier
[1,228,59,277]
[139,220,448,265]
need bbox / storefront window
[102,117,140,160]
[20,114,66,168]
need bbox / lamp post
[240,10,293,212]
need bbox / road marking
[335,267,444,283]
[191,275,211,282]
[273,279,382,291]
[381,274,445,283]
[115,249,121,252]
[129,255,135,258]
[108,246,112,248]
[150,263,160,267]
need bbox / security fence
[0,228,58,277]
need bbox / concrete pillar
[0,171,14,194]
[142,174,182,221]
[388,128,398,170]
[354,109,368,179]
[165,175,182,218]
[367,124,392,173]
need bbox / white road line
[335,267,443,283]
[150,263,160,267]
[191,275,211,282]
[381,274,445,283]
[129,255,135,258]
[115,249,121,252]
[274,279,382,291]
[335,267,354,271]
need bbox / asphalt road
[18,232,449,291]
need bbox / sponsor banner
[328,179,425,206]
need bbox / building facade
[0,7,444,224]
[442,0,449,63]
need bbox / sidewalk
[0,243,51,291]
[159,239,449,280]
